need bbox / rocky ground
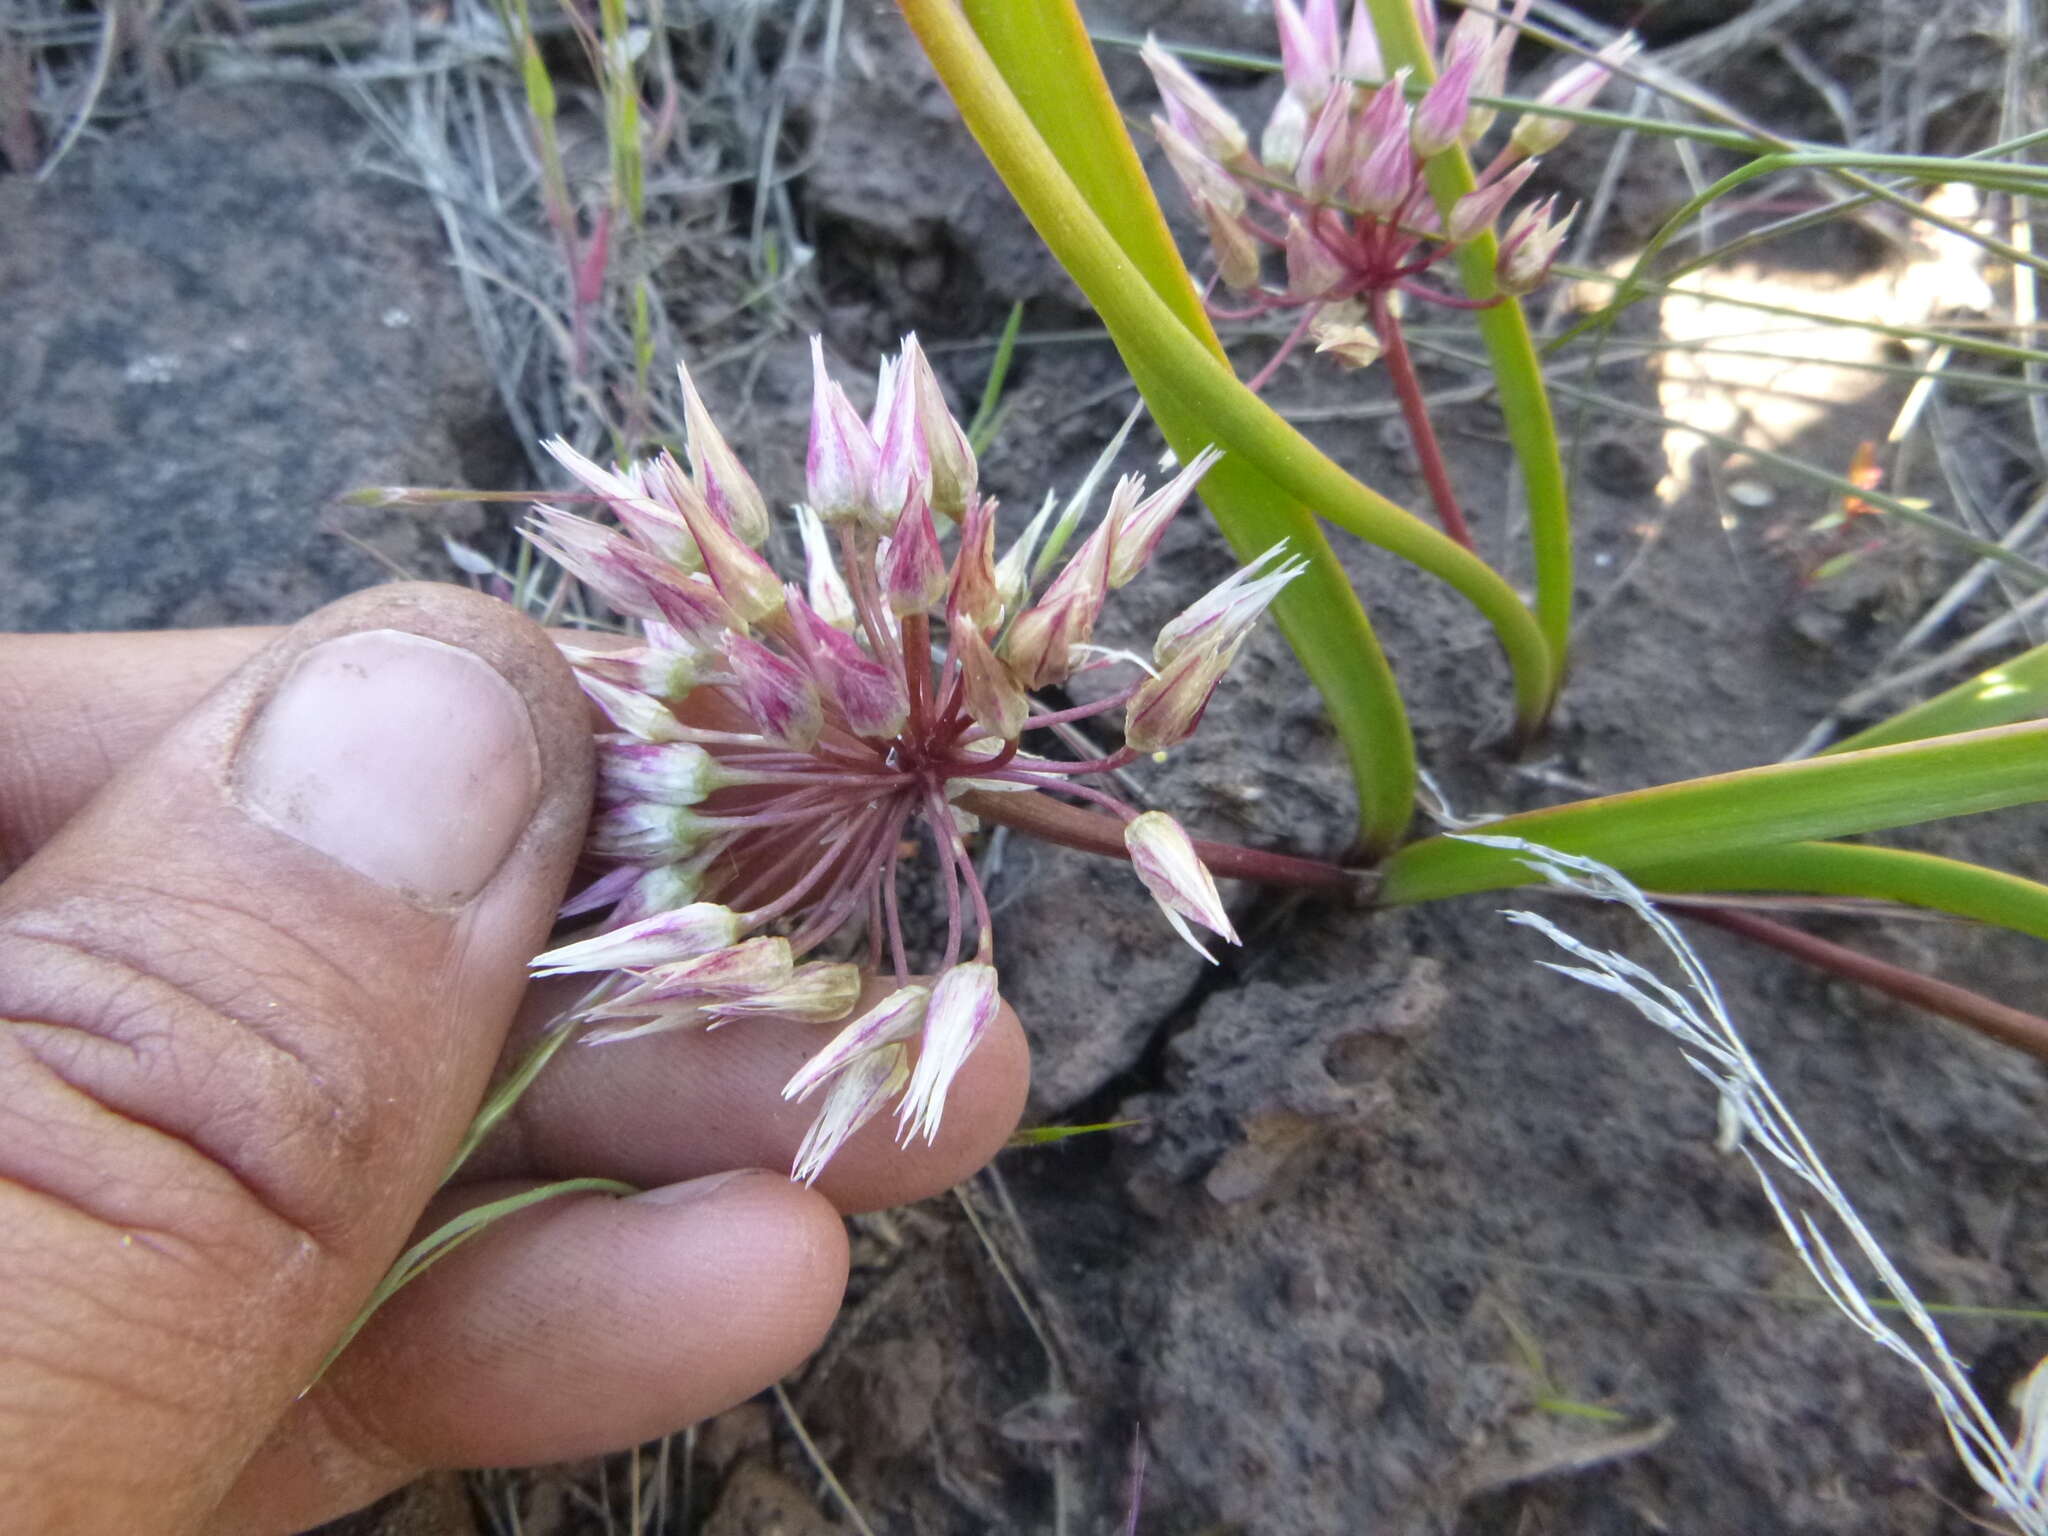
[5,0,2046,1531]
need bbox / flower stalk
[1368,287,1472,548]
[1137,0,1614,555]
[955,786,1361,895]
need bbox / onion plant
[892,0,2048,1058]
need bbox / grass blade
[966,300,1025,453]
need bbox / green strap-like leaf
[1828,643,2048,754]
[1626,841,2048,944]
[1378,721,2048,906]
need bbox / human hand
[0,584,1029,1534]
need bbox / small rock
[1204,1109,1320,1203]
[697,1400,776,1477]
[701,1461,845,1536]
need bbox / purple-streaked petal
[724,632,825,750]
[678,360,771,546]
[896,962,1001,1146]
[533,902,744,975]
[1124,811,1239,960]
[783,984,932,1103]
[792,1043,911,1184]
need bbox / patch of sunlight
[1977,675,2022,702]
[1575,184,1997,518]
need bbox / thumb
[0,584,591,1533]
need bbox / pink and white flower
[1139,5,1637,370]
[527,337,1302,1177]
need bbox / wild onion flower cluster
[1142,0,1638,379]
[524,337,1300,1180]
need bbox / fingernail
[632,1169,769,1207]
[235,629,543,908]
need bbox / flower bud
[724,632,824,749]
[994,493,1056,614]
[949,498,1004,631]
[562,641,706,703]
[1347,73,1415,215]
[1463,11,1521,146]
[1275,0,1340,110]
[1261,87,1312,174]
[557,863,643,921]
[1496,194,1575,295]
[899,335,978,520]
[1154,543,1306,665]
[1124,810,1240,960]
[794,504,857,629]
[598,739,729,806]
[1153,116,1246,218]
[523,505,672,621]
[869,354,926,528]
[577,673,686,743]
[645,570,745,650]
[1283,215,1346,301]
[1447,158,1538,243]
[677,360,771,546]
[879,488,950,616]
[1107,446,1221,588]
[791,1042,909,1185]
[1001,520,1113,688]
[897,962,1001,1146]
[607,860,711,924]
[1440,7,1494,69]
[1124,636,1237,754]
[787,590,908,739]
[1193,192,1265,294]
[1342,0,1382,84]
[708,961,864,1026]
[1353,65,1408,146]
[954,621,1029,741]
[633,936,795,1002]
[1295,84,1355,200]
[589,801,726,863]
[807,336,881,526]
[1140,36,1250,164]
[1509,36,1640,159]
[624,452,708,570]
[540,434,638,501]
[668,480,784,625]
[1410,38,1478,159]
[783,984,931,1103]
[999,594,1088,692]
[559,859,712,923]
[532,901,744,975]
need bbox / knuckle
[0,880,391,1251]
[296,1370,429,1495]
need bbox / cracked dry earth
[7,0,2046,1531]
